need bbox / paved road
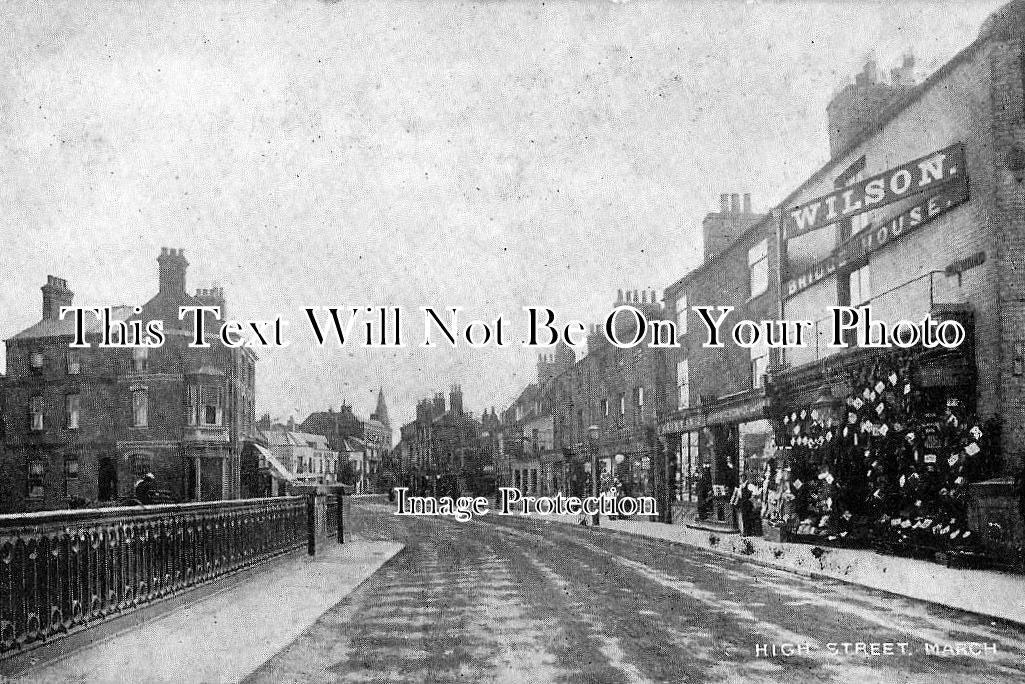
[247,500,1025,683]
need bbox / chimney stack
[719,194,729,214]
[730,193,740,214]
[41,275,73,321]
[158,247,189,296]
[743,193,752,214]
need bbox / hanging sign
[782,143,966,240]
[783,179,969,298]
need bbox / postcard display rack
[761,353,1000,566]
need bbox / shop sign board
[782,143,966,241]
[783,179,969,299]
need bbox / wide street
[245,499,1025,683]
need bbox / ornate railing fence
[0,496,312,658]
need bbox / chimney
[41,275,73,321]
[743,193,752,214]
[158,247,189,296]
[616,288,624,305]
[719,194,729,214]
[827,54,912,158]
[633,289,639,302]
[286,416,295,432]
[730,193,740,214]
[194,284,226,318]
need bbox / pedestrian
[134,472,157,505]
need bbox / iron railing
[0,496,309,657]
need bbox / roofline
[663,19,1000,303]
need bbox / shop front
[762,325,1001,564]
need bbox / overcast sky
[0,0,1002,432]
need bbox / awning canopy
[252,443,296,482]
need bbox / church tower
[371,387,390,428]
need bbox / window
[750,338,769,389]
[131,346,148,372]
[28,460,45,499]
[131,388,148,427]
[836,157,868,241]
[29,351,43,375]
[202,386,223,426]
[602,398,609,417]
[637,386,645,407]
[187,386,199,426]
[677,359,690,409]
[849,264,871,306]
[66,394,81,430]
[64,458,80,498]
[29,395,44,431]
[618,393,626,416]
[847,168,869,236]
[748,239,769,298]
[675,295,688,335]
[67,351,81,375]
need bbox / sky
[0,0,1003,433]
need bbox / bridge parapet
[0,494,338,659]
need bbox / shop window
[27,460,45,499]
[66,394,81,430]
[29,395,44,431]
[675,294,688,335]
[131,388,148,427]
[67,351,81,375]
[29,351,44,375]
[748,239,769,298]
[131,346,148,373]
[677,359,690,409]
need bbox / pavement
[22,539,403,684]
[537,512,1025,627]
[244,500,1025,683]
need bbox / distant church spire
[372,387,390,427]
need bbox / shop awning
[252,443,296,482]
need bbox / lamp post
[587,424,601,526]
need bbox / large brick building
[659,193,773,528]
[722,0,1025,554]
[0,249,257,511]
[398,387,490,496]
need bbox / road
[246,499,1025,683]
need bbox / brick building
[759,1,1025,554]
[398,387,488,496]
[539,291,675,507]
[659,193,773,529]
[1,249,257,511]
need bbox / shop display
[763,352,1001,562]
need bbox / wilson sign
[782,143,966,241]
[783,179,969,299]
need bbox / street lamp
[587,424,601,526]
